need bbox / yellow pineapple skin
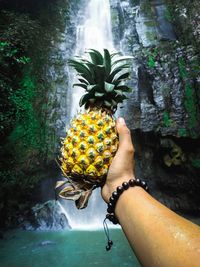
[60,109,118,184]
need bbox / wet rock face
[21,200,71,230]
[133,131,200,215]
[111,0,200,138]
[110,0,200,213]
[45,0,84,159]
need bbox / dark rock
[21,200,71,230]
[0,232,4,239]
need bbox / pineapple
[56,49,133,209]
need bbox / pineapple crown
[68,49,133,112]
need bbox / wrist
[105,178,149,224]
[103,175,136,203]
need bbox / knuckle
[123,127,131,135]
[127,145,134,154]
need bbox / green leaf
[78,78,89,85]
[93,65,105,87]
[79,93,91,107]
[112,99,117,106]
[114,72,130,82]
[104,49,111,77]
[86,49,103,65]
[108,64,130,82]
[68,59,94,84]
[116,94,128,102]
[110,52,121,58]
[104,82,115,93]
[95,92,104,97]
[87,84,100,92]
[104,100,112,107]
[111,56,133,68]
[115,89,123,96]
[73,83,87,90]
[116,85,132,92]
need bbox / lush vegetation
[0,0,67,229]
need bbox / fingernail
[118,117,125,125]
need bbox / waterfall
[60,0,116,230]
[69,0,115,118]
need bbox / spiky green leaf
[68,59,94,84]
[110,52,121,58]
[114,72,130,82]
[95,92,104,97]
[73,83,87,90]
[108,64,130,82]
[111,99,117,106]
[78,78,89,85]
[79,93,91,107]
[104,100,112,107]
[104,49,111,77]
[111,56,133,67]
[115,89,123,96]
[104,82,115,93]
[116,85,132,92]
[87,84,100,92]
[69,49,133,109]
[93,65,105,87]
[87,49,103,65]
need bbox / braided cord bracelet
[103,178,149,251]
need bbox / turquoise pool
[0,229,141,267]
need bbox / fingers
[116,117,134,153]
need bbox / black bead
[117,186,124,194]
[122,182,129,190]
[107,207,112,213]
[112,191,118,199]
[109,196,116,205]
[107,202,114,212]
[129,179,136,186]
[141,180,146,188]
[109,214,115,222]
[108,240,113,246]
[135,178,140,185]
[106,245,111,251]
[113,218,119,225]
[106,213,112,220]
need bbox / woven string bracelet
[103,178,149,251]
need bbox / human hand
[101,117,135,203]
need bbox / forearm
[115,187,200,267]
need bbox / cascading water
[59,0,116,229]
[69,0,115,118]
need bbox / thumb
[116,117,134,153]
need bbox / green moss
[148,56,155,68]
[144,21,158,27]
[191,159,200,168]
[178,57,199,138]
[178,128,187,137]
[164,6,173,22]
[184,83,198,132]
[140,1,154,18]
[162,111,172,127]
[178,58,188,79]
[147,47,158,68]
[146,31,157,42]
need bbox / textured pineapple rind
[60,109,118,185]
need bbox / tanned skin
[102,117,200,267]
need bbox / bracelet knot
[103,177,149,251]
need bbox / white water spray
[60,0,116,229]
[69,0,115,118]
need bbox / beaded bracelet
[103,178,149,251]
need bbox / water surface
[0,229,141,267]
